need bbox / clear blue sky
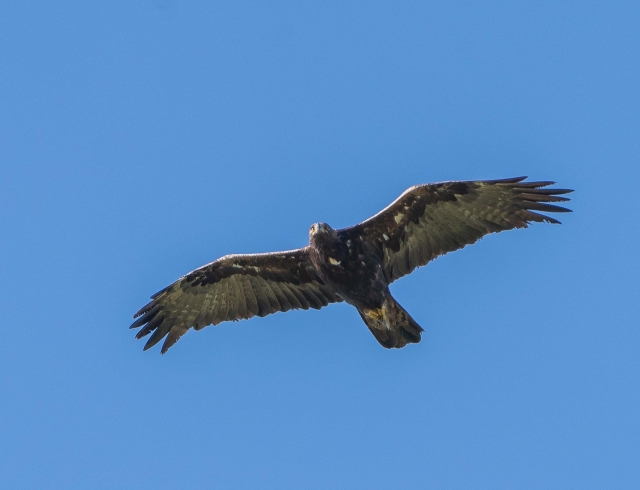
[1,1,638,488]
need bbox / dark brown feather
[129,248,343,353]
[341,177,573,283]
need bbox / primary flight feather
[131,176,572,353]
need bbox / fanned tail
[358,297,423,348]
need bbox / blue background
[1,1,638,488]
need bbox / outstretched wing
[340,177,573,283]
[130,248,342,353]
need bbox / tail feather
[358,297,423,348]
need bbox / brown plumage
[130,176,572,353]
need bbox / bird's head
[309,222,335,241]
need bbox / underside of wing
[130,248,342,353]
[341,176,573,283]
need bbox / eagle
[131,176,572,353]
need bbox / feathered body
[308,222,386,310]
[309,222,422,347]
[130,177,572,353]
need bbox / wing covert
[130,247,342,353]
[340,177,573,283]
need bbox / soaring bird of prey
[131,177,572,353]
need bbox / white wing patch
[231,264,260,271]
